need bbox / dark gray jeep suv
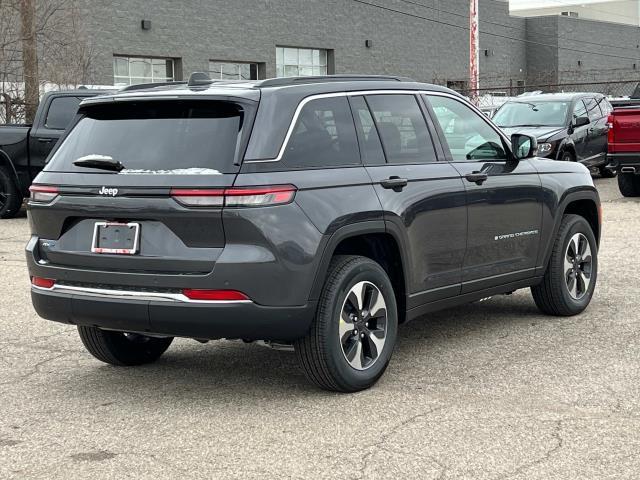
[27,75,601,392]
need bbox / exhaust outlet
[621,167,637,174]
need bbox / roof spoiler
[119,80,187,92]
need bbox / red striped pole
[470,0,480,104]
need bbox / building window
[113,56,175,86]
[209,61,259,80]
[276,47,327,77]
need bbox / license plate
[91,222,140,255]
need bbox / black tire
[531,214,598,316]
[295,255,398,392]
[560,150,575,162]
[0,165,23,219]
[78,326,173,366]
[618,173,640,197]
[598,165,617,178]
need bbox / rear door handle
[380,176,408,191]
[465,172,488,185]
[37,138,53,143]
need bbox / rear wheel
[531,214,598,316]
[618,173,640,197]
[599,165,617,178]
[78,326,173,366]
[295,255,398,392]
[0,165,22,219]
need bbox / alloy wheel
[338,281,388,370]
[564,232,593,300]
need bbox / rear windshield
[45,100,245,174]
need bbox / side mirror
[511,133,537,160]
[573,116,590,128]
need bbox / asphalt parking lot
[0,176,639,479]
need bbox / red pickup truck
[607,101,640,196]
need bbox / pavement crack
[357,406,444,479]
[0,351,74,386]
[495,419,565,480]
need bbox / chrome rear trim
[31,283,252,304]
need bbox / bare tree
[20,0,38,122]
[0,0,96,124]
[0,0,24,123]
[36,0,97,86]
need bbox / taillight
[31,276,55,289]
[170,188,225,207]
[224,185,296,206]
[171,185,296,208]
[182,289,249,301]
[29,185,59,203]
[607,114,614,147]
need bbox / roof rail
[119,80,187,92]
[256,74,415,88]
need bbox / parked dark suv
[493,93,615,177]
[27,75,601,392]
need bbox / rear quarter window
[45,100,246,174]
[280,96,360,169]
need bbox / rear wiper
[73,155,125,172]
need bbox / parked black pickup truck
[0,90,111,218]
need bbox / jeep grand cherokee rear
[28,75,600,393]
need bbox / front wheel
[560,151,575,162]
[78,326,173,366]
[0,165,23,219]
[531,214,598,316]
[295,255,398,392]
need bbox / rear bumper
[606,153,640,173]
[31,285,316,341]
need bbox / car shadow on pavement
[55,295,544,399]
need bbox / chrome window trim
[244,89,511,164]
[31,283,253,304]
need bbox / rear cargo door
[31,99,252,275]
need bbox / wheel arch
[557,141,576,161]
[309,221,409,323]
[540,189,601,270]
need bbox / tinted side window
[45,96,82,130]
[366,94,437,164]
[281,96,360,169]
[584,98,601,121]
[572,100,588,121]
[349,96,385,165]
[427,95,506,161]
